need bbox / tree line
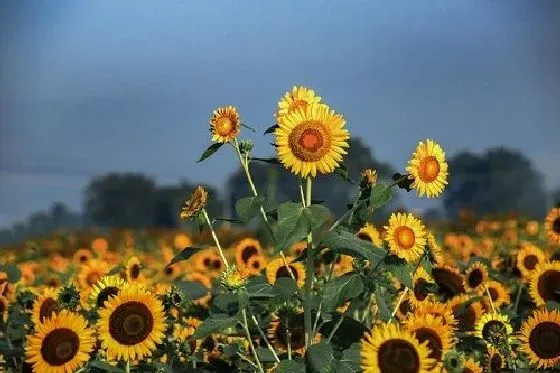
[1,138,557,245]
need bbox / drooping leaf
[274,202,309,252]
[273,277,297,299]
[246,275,276,298]
[333,344,361,373]
[307,204,332,232]
[375,291,392,322]
[235,196,264,223]
[307,342,335,373]
[250,157,280,165]
[383,256,413,288]
[321,230,386,266]
[174,280,210,301]
[276,359,306,373]
[167,246,207,267]
[256,347,278,362]
[322,274,364,312]
[334,164,353,184]
[369,184,393,209]
[263,124,279,135]
[191,315,238,340]
[197,142,225,163]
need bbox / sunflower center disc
[378,339,420,373]
[276,266,298,282]
[357,232,372,242]
[432,268,465,300]
[529,322,560,359]
[109,301,154,345]
[97,287,119,308]
[482,320,506,342]
[553,218,560,233]
[41,328,79,366]
[523,255,539,270]
[414,279,429,301]
[488,287,499,301]
[241,246,259,264]
[216,117,233,136]
[467,269,483,288]
[395,227,416,250]
[130,264,140,279]
[419,156,440,182]
[490,354,503,371]
[537,270,560,303]
[288,121,331,162]
[39,298,60,322]
[415,328,443,361]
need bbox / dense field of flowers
[1,86,560,373]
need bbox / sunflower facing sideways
[410,267,435,307]
[77,259,108,289]
[528,261,560,306]
[89,275,126,309]
[26,310,95,373]
[544,207,560,245]
[361,322,435,373]
[384,212,427,263]
[406,139,448,198]
[210,105,240,143]
[31,287,60,325]
[405,313,455,369]
[519,308,560,369]
[275,101,349,178]
[266,257,305,288]
[357,223,383,248]
[97,283,166,362]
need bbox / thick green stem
[202,209,229,269]
[303,176,314,349]
[241,309,264,373]
[125,361,130,373]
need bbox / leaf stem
[202,208,229,269]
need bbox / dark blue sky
[1,1,559,227]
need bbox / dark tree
[443,147,548,218]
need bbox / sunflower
[415,301,456,328]
[432,265,466,300]
[275,103,349,178]
[462,358,483,373]
[125,256,142,282]
[276,86,322,119]
[486,346,506,372]
[25,310,95,373]
[529,261,560,306]
[361,168,378,187]
[517,243,546,281]
[526,220,540,236]
[234,238,263,268]
[405,313,455,369]
[447,295,483,332]
[72,248,92,266]
[77,259,108,289]
[410,267,435,307]
[426,232,444,266]
[406,139,448,198]
[89,275,126,309]
[193,249,216,272]
[210,105,240,143]
[97,284,166,361]
[290,241,308,257]
[220,265,249,290]
[483,281,511,309]
[463,262,489,293]
[545,208,560,245]
[519,309,560,369]
[394,291,415,321]
[384,212,427,262]
[268,313,312,355]
[266,257,305,288]
[180,186,208,220]
[357,223,383,248]
[361,322,435,373]
[31,287,60,325]
[474,312,513,346]
[246,255,267,276]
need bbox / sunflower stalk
[388,287,409,324]
[250,314,280,363]
[303,176,315,350]
[202,209,229,269]
[240,309,264,373]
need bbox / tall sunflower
[357,223,383,247]
[406,139,448,198]
[361,322,435,373]
[519,309,560,369]
[384,212,427,262]
[89,275,126,309]
[97,284,166,361]
[545,208,560,245]
[25,310,95,373]
[528,261,560,306]
[474,312,513,347]
[405,313,455,369]
[276,86,321,119]
[180,186,208,221]
[210,105,240,143]
[275,103,349,178]
[31,287,60,325]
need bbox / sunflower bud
[180,186,208,220]
[57,283,81,311]
[360,169,378,188]
[220,265,249,290]
[443,350,464,373]
[238,140,254,156]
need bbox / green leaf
[167,246,207,267]
[334,164,353,184]
[369,184,393,209]
[235,196,264,223]
[333,345,361,373]
[88,360,124,372]
[0,264,21,282]
[276,359,306,373]
[197,142,225,163]
[246,275,275,298]
[250,157,280,164]
[273,277,297,299]
[274,202,309,252]
[375,291,392,322]
[384,256,413,288]
[263,124,279,135]
[256,347,278,362]
[307,204,332,232]
[212,294,242,315]
[307,342,335,373]
[191,315,238,340]
[320,315,368,350]
[322,274,364,312]
[174,280,210,301]
[321,230,386,266]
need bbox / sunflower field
[1,86,560,373]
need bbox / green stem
[514,283,524,314]
[250,314,280,363]
[241,309,264,373]
[202,209,229,269]
[303,176,314,349]
[125,361,130,373]
[388,287,408,324]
